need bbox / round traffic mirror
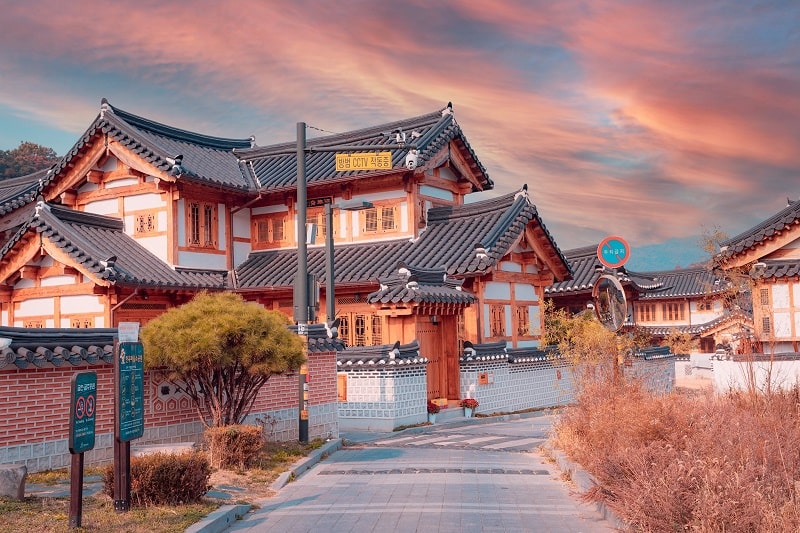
[592,274,627,332]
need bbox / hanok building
[718,198,800,353]
[546,245,750,353]
[0,99,570,405]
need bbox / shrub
[553,379,800,531]
[103,451,211,506]
[205,424,264,469]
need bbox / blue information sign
[597,235,631,269]
[117,342,144,442]
[69,372,97,454]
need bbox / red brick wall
[1,350,339,448]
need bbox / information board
[116,342,144,442]
[69,372,97,454]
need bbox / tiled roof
[368,264,476,305]
[460,340,559,363]
[0,326,116,369]
[0,170,47,215]
[634,346,673,360]
[40,99,254,195]
[236,187,570,290]
[546,245,661,295]
[546,246,725,299]
[637,310,752,337]
[751,259,800,280]
[337,340,428,367]
[289,322,345,352]
[403,187,570,278]
[637,267,726,300]
[236,104,492,193]
[2,202,230,291]
[720,199,800,258]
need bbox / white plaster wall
[135,235,168,263]
[232,209,251,239]
[61,295,104,314]
[106,177,139,189]
[399,201,409,232]
[515,284,538,301]
[775,311,792,337]
[217,202,226,251]
[40,275,75,287]
[529,305,541,335]
[123,192,165,210]
[178,250,227,269]
[499,261,522,273]
[773,284,790,308]
[504,306,512,336]
[420,185,454,201]
[16,298,55,316]
[484,281,511,300]
[85,198,119,215]
[713,360,800,391]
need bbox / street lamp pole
[296,122,309,444]
[324,200,373,321]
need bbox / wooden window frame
[760,288,770,306]
[134,210,158,236]
[361,203,399,235]
[186,200,218,249]
[662,302,685,322]
[337,312,384,347]
[70,316,95,328]
[490,304,506,337]
[516,306,530,337]
[252,213,288,250]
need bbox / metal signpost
[114,340,144,512]
[294,122,416,443]
[68,371,97,528]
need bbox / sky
[0,0,798,271]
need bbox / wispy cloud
[0,0,797,264]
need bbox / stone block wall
[337,365,427,432]
[459,360,576,415]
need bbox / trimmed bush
[103,451,211,506]
[205,424,264,469]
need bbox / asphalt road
[228,414,614,532]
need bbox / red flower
[427,400,441,414]
[459,398,479,409]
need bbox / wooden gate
[417,315,459,400]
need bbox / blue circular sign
[597,236,630,269]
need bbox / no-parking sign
[69,371,97,454]
[597,236,630,269]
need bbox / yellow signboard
[335,151,392,171]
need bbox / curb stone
[191,439,343,532]
[542,443,627,531]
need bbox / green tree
[141,292,305,428]
[0,141,59,178]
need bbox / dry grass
[553,379,800,532]
[1,439,324,532]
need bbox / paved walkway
[24,413,619,532]
[228,413,615,532]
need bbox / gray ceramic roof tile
[720,199,800,258]
[368,264,476,305]
[236,104,492,193]
[0,326,116,369]
[2,202,230,291]
[236,187,570,289]
[752,259,800,280]
[337,340,428,367]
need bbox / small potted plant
[459,398,479,417]
[427,400,440,423]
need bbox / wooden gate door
[417,320,445,400]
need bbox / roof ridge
[104,99,253,150]
[427,191,517,223]
[45,203,124,231]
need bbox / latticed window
[662,303,685,321]
[637,303,656,322]
[760,288,770,306]
[354,315,368,346]
[187,200,217,248]
[134,212,157,235]
[490,304,506,337]
[362,205,398,234]
[254,215,286,248]
[339,315,349,343]
[516,306,530,336]
[381,206,395,231]
[71,316,94,328]
[24,320,44,328]
[762,316,771,334]
[306,210,327,239]
[371,315,383,345]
